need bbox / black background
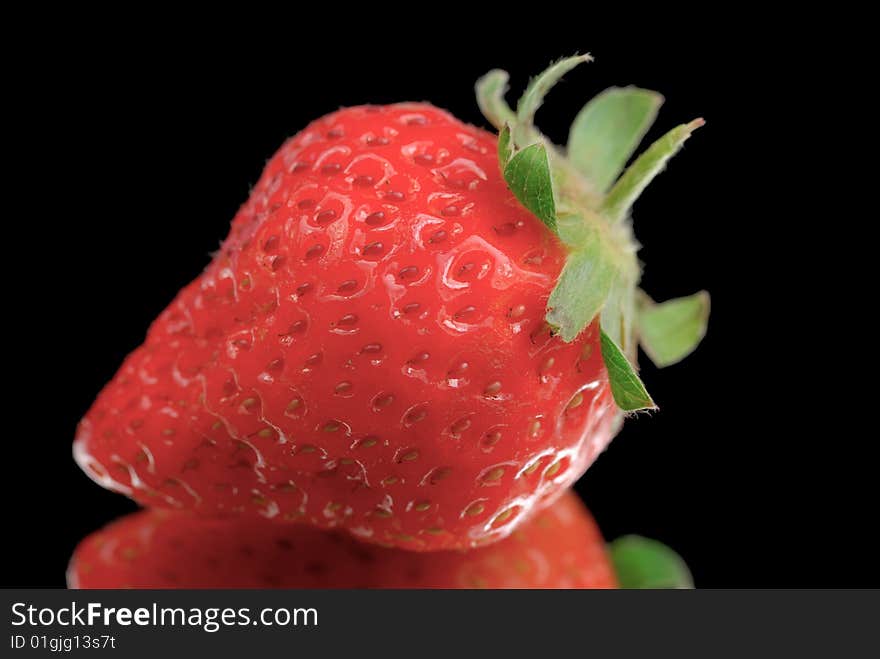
[4,21,866,587]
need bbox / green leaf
[475,69,516,130]
[600,329,656,411]
[639,291,710,367]
[502,142,557,233]
[567,87,663,192]
[546,228,618,341]
[516,54,592,130]
[498,124,512,165]
[600,118,705,223]
[609,535,693,589]
[600,276,638,361]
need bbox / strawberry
[68,493,617,588]
[75,56,708,550]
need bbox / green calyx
[609,535,694,589]
[476,55,708,412]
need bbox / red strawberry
[75,57,707,550]
[68,492,616,589]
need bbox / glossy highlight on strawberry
[68,492,616,589]
[74,102,617,550]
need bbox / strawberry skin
[74,102,617,550]
[68,493,616,589]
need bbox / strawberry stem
[476,58,707,412]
